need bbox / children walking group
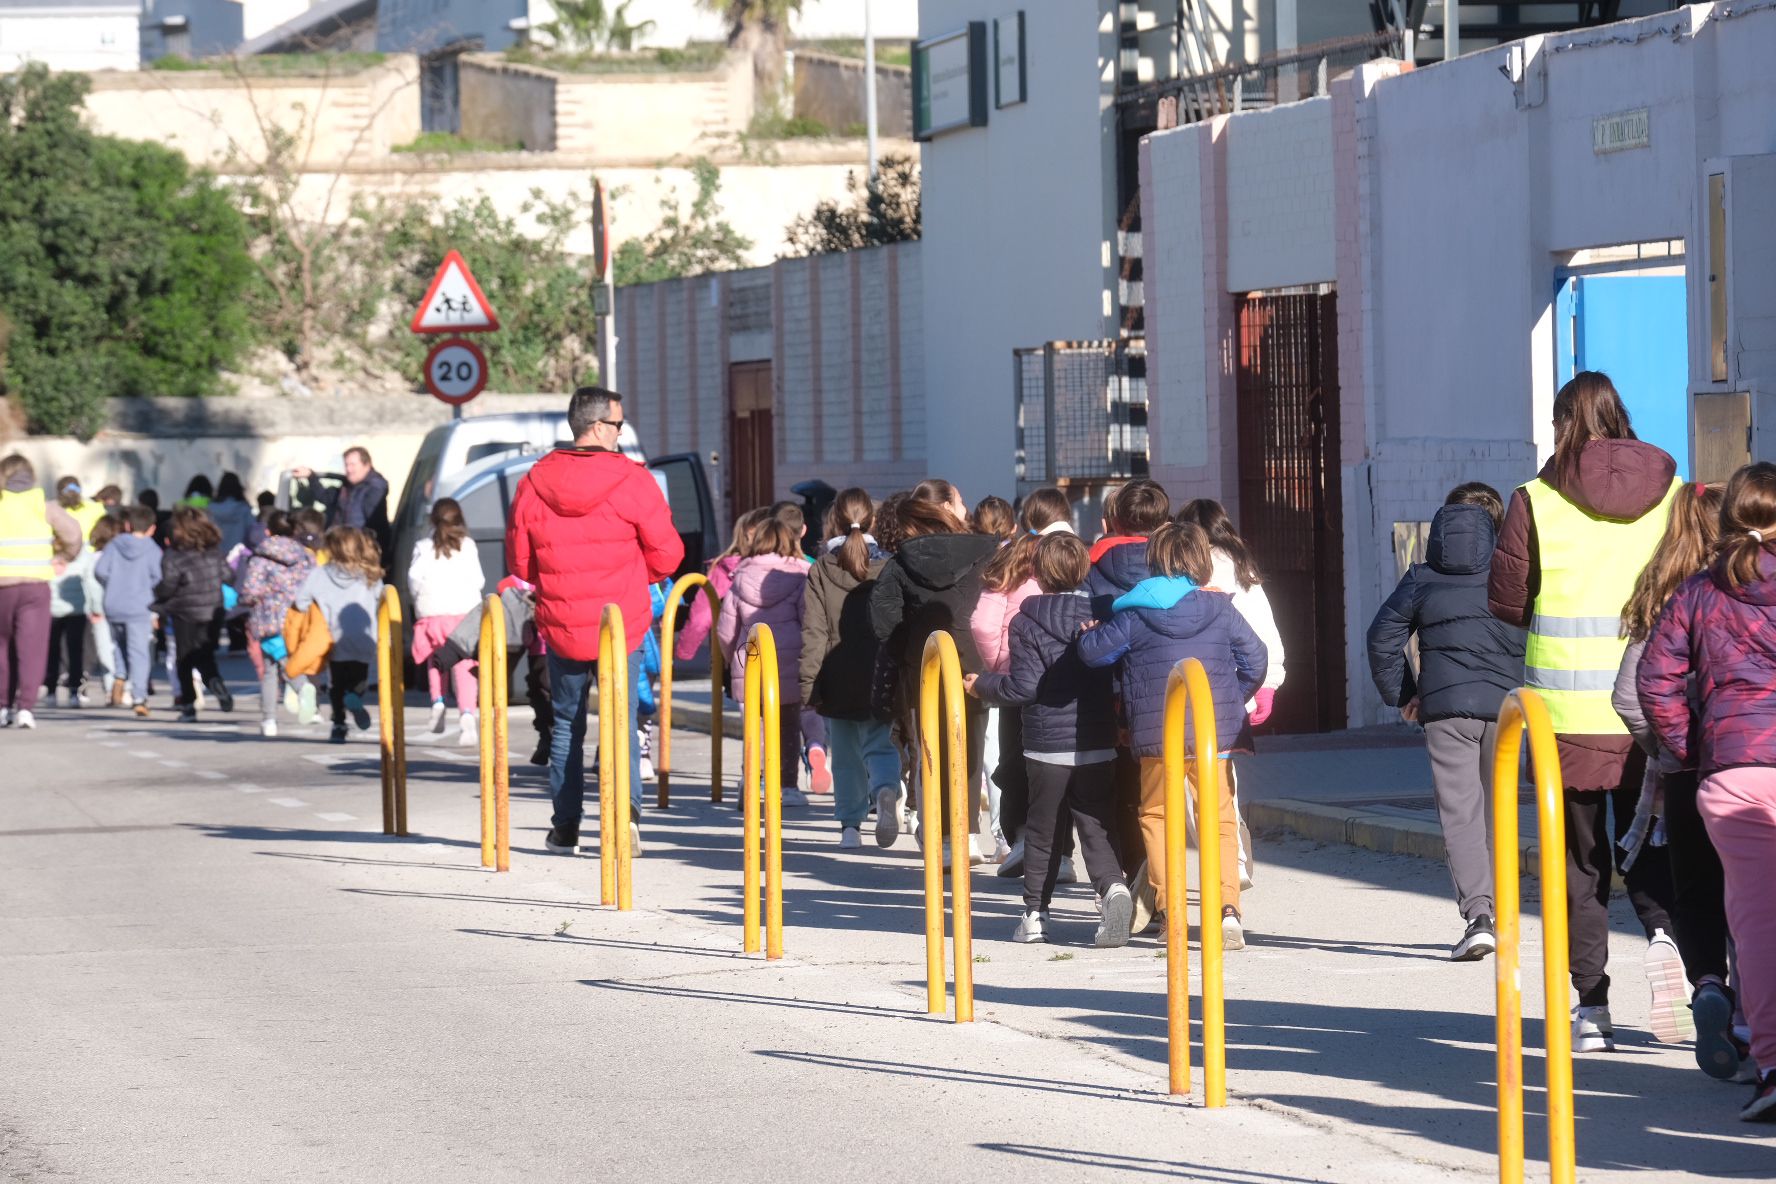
[5,365,1775,1123]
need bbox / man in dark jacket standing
[293,447,391,559]
[1367,483,1526,961]
[507,388,683,854]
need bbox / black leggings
[172,614,221,706]
[1662,771,1731,986]
[329,660,370,725]
[1023,759,1123,911]
[44,615,87,694]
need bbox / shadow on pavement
[979,1144,1340,1184]
[758,1050,1177,1108]
[584,980,936,1024]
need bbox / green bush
[0,66,253,437]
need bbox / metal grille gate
[1235,291,1347,732]
[1013,339,1149,488]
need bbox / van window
[464,440,528,467]
[650,457,703,533]
[456,475,506,532]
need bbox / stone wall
[458,56,557,151]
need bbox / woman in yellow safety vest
[1487,371,1682,1055]
[0,455,85,729]
[54,476,107,543]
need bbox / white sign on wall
[995,11,1025,109]
[914,23,988,140]
[1593,108,1650,155]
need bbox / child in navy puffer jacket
[1079,521,1266,950]
[970,533,1132,948]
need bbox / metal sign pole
[599,278,617,392]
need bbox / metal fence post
[1162,658,1227,1105]
[599,604,633,909]
[920,631,972,1022]
[377,587,407,835]
[660,573,724,807]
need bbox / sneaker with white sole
[1646,929,1694,1044]
[874,786,901,848]
[545,828,579,854]
[1221,906,1246,951]
[779,786,809,808]
[13,709,34,730]
[260,719,278,738]
[1740,1071,1776,1123]
[629,821,642,856]
[1693,981,1749,1081]
[1129,862,1156,935]
[1095,883,1135,948]
[298,684,318,725]
[1055,856,1077,884]
[996,838,1025,878]
[459,711,478,747]
[429,701,448,733]
[1013,910,1046,943]
[283,684,299,716]
[1451,914,1496,962]
[1572,1005,1616,1053]
[808,745,833,794]
[840,826,862,849]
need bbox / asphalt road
[1,671,1767,1182]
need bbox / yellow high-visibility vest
[0,489,55,581]
[68,499,106,542]
[1522,475,1680,735]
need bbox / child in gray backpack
[292,527,385,743]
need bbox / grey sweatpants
[109,617,153,704]
[1424,717,1497,922]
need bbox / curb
[1247,798,1544,879]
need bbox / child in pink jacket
[717,518,811,807]
[677,507,770,666]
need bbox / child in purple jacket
[1639,461,1776,1123]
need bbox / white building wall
[917,0,1120,497]
[0,7,140,71]
[1224,97,1335,293]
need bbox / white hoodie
[408,538,486,619]
[1208,548,1286,693]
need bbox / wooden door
[727,361,775,518]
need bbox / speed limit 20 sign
[424,337,488,405]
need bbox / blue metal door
[1557,274,1690,477]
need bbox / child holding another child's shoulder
[968,532,1133,948]
[1077,521,1267,950]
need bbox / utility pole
[1445,0,1460,61]
[864,0,878,179]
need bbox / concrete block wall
[792,52,913,138]
[1224,98,1336,293]
[616,273,725,503]
[554,55,752,159]
[459,56,558,151]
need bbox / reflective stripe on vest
[0,490,54,580]
[1522,475,1679,735]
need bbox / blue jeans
[547,646,643,840]
[109,617,153,703]
[827,716,901,828]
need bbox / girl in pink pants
[408,498,483,746]
[1639,461,1776,1122]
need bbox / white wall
[239,0,317,41]
[0,7,140,71]
[532,0,919,50]
[1224,97,1334,292]
[917,0,1120,497]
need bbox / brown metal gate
[1235,290,1346,733]
[727,361,774,518]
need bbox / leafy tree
[784,153,921,255]
[542,0,657,53]
[699,0,803,92]
[0,65,252,437]
[612,159,753,286]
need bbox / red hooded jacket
[506,447,683,659]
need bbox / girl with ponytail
[800,488,899,847]
[1640,462,1776,1115]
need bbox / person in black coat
[1366,484,1527,961]
[153,505,234,720]
[292,446,392,561]
[869,496,997,853]
[969,533,1133,947]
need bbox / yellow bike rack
[375,586,408,836]
[1492,688,1574,1184]
[920,631,973,1022]
[1161,657,1227,1106]
[599,604,635,910]
[659,573,725,807]
[740,623,784,958]
[477,593,510,872]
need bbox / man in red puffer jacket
[507,387,683,854]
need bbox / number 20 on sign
[424,337,488,406]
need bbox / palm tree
[698,0,803,93]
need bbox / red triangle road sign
[411,250,501,334]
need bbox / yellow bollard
[1161,658,1227,1106]
[919,631,973,1022]
[477,594,510,871]
[598,604,634,910]
[740,623,785,958]
[1492,689,1574,1184]
[376,586,408,835]
[660,573,725,807]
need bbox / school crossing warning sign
[410,250,501,334]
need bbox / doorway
[1556,270,1690,476]
[1235,289,1347,733]
[727,361,775,518]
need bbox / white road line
[102,740,126,749]
[267,797,308,808]
[158,759,189,769]
[237,783,264,794]
[302,754,357,766]
[314,812,357,823]
[194,771,226,781]
[128,750,161,760]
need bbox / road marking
[303,754,359,766]
[314,812,357,823]
[128,750,161,760]
[158,759,189,769]
[194,770,226,781]
[102,740,126,749]
[237,783,264,794]
[268,797,308,808]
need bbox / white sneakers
[874,786,902,848]
[779,786,809,807]
[839,827,862,849]
[14,709,34,730]
[996,839,1026,877]
[260,719,278,738]
[429,701,448,734]
[1094,883,1135,948]
[1221,907,1246,952]
[1573,1005,1616,1053]
[459,711,478,747]
[1645,929,1694,1044]
[1013,910,1047,943]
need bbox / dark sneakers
[1452,915,1497,962]
[205,676,234,713]
[1742,1071,1776,1123]
[1693,981,1749,1081]
[545,828,579,854]
[530,738,551,767]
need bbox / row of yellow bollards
[380,584,1575,1175]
